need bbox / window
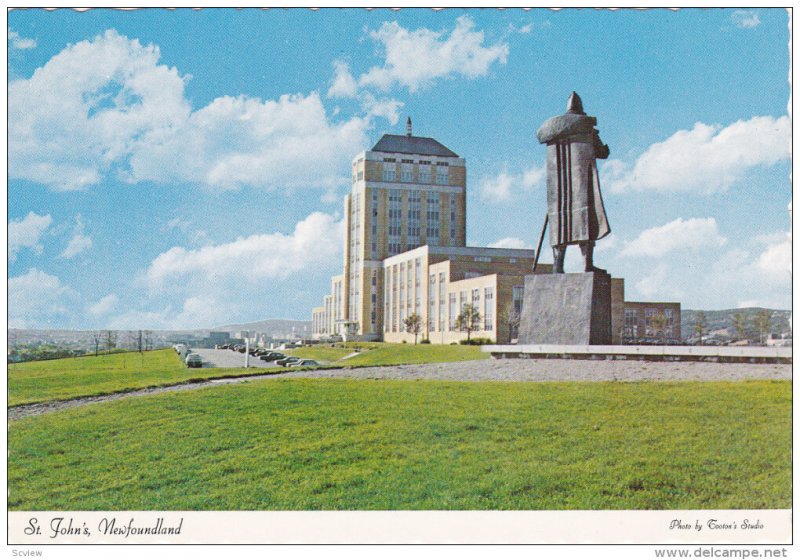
[439,272,446,332]
[419,165,432,183]
[474,256,492,263]
[484,287,494,331]
[383,166,396,182]
[624,309,639,338]
[429,275,437,331]
[449,293,457,331]
[435,162,449,185]
[449,194,457,244]
[401,164,413,182]
[407,191,421,248]
[426,196,440,245]
[388,190,403,255]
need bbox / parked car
[260,352,285,362]
[185,353,203,368]
[289,359,319,367]
[276,356,301,367]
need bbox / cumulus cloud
[9,30,190,190]
[634,264,683,300]
[145,212,344,289]
[488,237,532,250]
[359,16,509,92]
[9,29,36,50]
[604,115,790,194]
[360,93,404,126]
[130,92,369,191]
[731,10,761,29]
[327,60,358,98]
[88,293,119,316]
[8,212,52,260]
[755,235,791,278]
[621,218,727,258]
[9,29,379,193]
[8,269,78,328]
[479,164,545,202]
[61,215,92,258]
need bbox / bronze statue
[536,92,611,273]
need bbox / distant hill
[9,318,313,350]
[211,318,311,337]
[681,308,791,341]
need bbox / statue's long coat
[537,114,611,247]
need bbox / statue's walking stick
[533,214,548,272]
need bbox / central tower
[342,120,467,338]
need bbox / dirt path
[9,359,791,421]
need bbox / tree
[92,331,103,356]
[500,303,522,343]
[693,312,706,345]
[649,312,668,342]
[754,310,772,345]
[104,330,117,353]
[404,313,424,345]
[455,303,482,342]
[732,313,747,342]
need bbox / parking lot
[187,348,279,368]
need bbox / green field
[286,342,488,366]
[7,349,279,406]
[9,344,489,407]
[8,378,790,510]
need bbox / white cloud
[479,164,545,202]
[8,269,78,328]
[9,29,36,50]
[8,212,52,260]
[360,93,404,126]
[517,24,533,34]
[327,60,358,98]
[731,10,761,29]
[61,215,92,258]
[359,16,509,92]
[755,236,791,278]
[488,237,532,250]
[9,29,190,191]
[145,211,344,289]
[9,29,377,193]
[604,115,790,194]
[621,217,727,258]
[88,293,119,316]
[106,296,224,330]
[634,264,682,300]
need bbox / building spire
[406,116,412,137]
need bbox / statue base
[518,271,612,345]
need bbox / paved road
[189,348,278,368]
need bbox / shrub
[459,338,494,346]
[420,339,431,344]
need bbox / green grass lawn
[8,378,790,510]
[285,346,356,363]
[7,349,280,407]
[286,342,488,366]
[341,343,488,367]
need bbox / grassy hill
[681,308,791,341]
[9,378,790,510]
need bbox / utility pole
[245,338,249,368]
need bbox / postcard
[6,7,793,556]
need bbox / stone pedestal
[518,271,612,345]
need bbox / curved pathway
[9,359,791,421]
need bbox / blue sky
[7,8,791,329]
